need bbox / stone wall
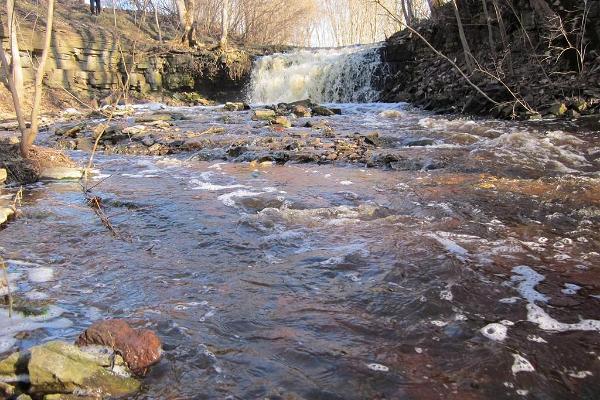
[0,29,254,102]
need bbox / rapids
[1,48,600,398]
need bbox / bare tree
[452,0,475,72]
[220,0,229,47]
[0,0,56,158]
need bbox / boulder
[224,102,250,111]
[272,116,292,128]
[76,137,94,152]
[76,319,162,375]
[122,125,147,135]
[135,114,171,123]
[0,206,15,225]
[312,105,341,116]
[38,167,84,180]
[549,102,568,117]
[55,123,86,138]
[406,139,435,147]
[252,109,277,121]
[311,105,336,116]
[291,105,311,117]
[27,341,140,396]
[0,351,27,380]
[0,168,7,184]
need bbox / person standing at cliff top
[90,0,101,15]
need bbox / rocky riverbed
[0,102,599,399]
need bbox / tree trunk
[152,0,163,43]
[404,0,414,26]
[427,0,443,21]
[24,0,56,157]
[183,0,196,46]
[6,0,24,114]
[528,0,556,22]
[481,0,495,51]
[174,0,187,26]
[220,0,229,48]
[452,0,475,72]
[1,0,27,142]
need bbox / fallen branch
[1,258,13,318]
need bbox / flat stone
[55,123,86,138]
[39,167,83,180]
[0,168,7,183]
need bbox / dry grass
[0,143,75,184]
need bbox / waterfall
[247,45,385,104]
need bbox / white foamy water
[248,45,384,104]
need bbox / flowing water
[248,45,384,104]
[1,48,600,399]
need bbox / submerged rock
[76,319,162,375]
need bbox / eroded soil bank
[1,102,599,399]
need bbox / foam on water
[561,283,582,295]
[526,303,600,332]
[0,306,73,354]
[190,179,248,191]
[427,232,469,262]
[27,267,55,283]
[218,190,267,207]
[481,323,508,341]
[512,354,535,374]
[477,130,592,173]
[510,266,548,303]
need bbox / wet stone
[76,319,162,375]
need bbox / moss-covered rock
[27,341,140,397]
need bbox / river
[0,46,599,399]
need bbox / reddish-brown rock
[75,319,162,375]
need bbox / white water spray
[248,45,385,104]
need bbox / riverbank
[381,0,600,120]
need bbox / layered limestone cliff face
[381,0,600,118]
[0,28,254,103]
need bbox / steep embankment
[381,0,600,120]
[0,2,277,117]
